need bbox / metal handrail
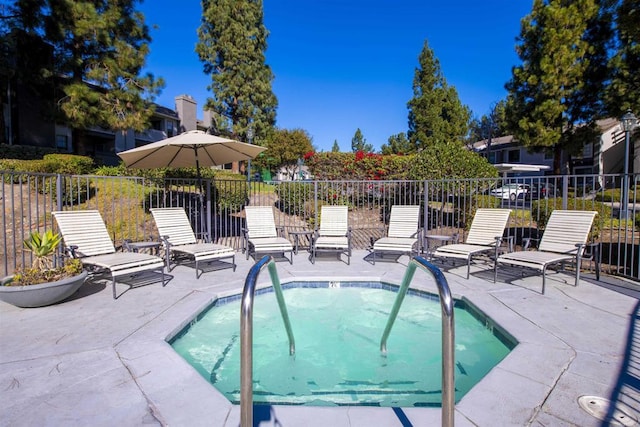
[240,255,296,427]
[380,256,455,427]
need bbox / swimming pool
[170,281,516,407]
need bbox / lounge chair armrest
[65,244,81,258]
[200,231,212,243]
[581,242,601,280]
[159,235,172,250]
[582,242,600,258]
[522,237,539,251]
[276,225,285,237]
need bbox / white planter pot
[0,271,88,308]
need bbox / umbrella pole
[195,149,207,242]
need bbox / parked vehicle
[489,184,529,201]
[527,182,559,199]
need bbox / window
[167,121,175,137]
[150,119,162,131]
[487,152,496,164]
[507,150,520,163]
[56,135,68,150]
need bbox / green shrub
[0,144,60,160]
[275,181,315,216]
[0,154,94,177]
[213,175,248,213]
[305,151,413,180]
[531,198,612,239]
[94,164,128,176]
[408,143,498,181]
[595,186,639,203]
[41,154,94,174]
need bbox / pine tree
[505,0,601,173]
[331,140,340,152]
[197,0,277,145]
[351,128,373,153]
[381,132,412,154]
[467,101,509,147]
[407,40,470,150]
[607,0,640,115]
[44,0,164,153]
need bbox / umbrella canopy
[117,130,266,170]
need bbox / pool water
[170,282,515,407]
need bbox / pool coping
[115,273,585,426]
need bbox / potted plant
[0,230,88,308]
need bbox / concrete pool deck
[1,250,639,426]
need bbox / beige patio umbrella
[117,130,266,174]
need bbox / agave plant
[6,231,83,287]
[23,230,62,270]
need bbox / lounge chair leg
[466,257,471,279]
[494,260,498,283]
[161,269,166,287]
[541,266,547,294]
[575,254,582,287]
[112,276,117,299]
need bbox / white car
[489,184,529,202]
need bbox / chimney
[203,109,213,133]
[175,95,197,133]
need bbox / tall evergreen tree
[467,101,509,147]
[331,140,340,152]
[381,132,412,154]
[407,40,470,150]
[351,128,373,153]
[53,0,163,153]
[7,0,162,153]
[197,0,277,145]
[505,0,602,173]
[607,0,640,115]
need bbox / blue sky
[140,1,533,152]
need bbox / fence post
[206,179,213,241]
[56,174,63,211]
[424,180,429,232]
[562,175,569,210]
[314,181,319,226]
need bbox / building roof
[494,163,550,177]
[472,135,516,151]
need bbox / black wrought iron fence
[1,171,638,282]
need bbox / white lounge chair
[150,207,236,278]
[311,205,352,265]
[372,205,422,264]
[431,208,512,279]
[494,210,597,294]
[244,206,294,263]
[52,210,166,299]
